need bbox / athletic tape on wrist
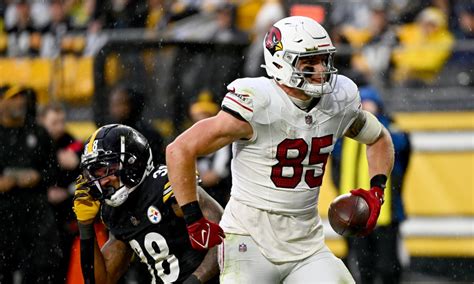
[78,223,95,240]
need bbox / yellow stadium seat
[0,33,7,53]
[0,58,52,103]
[54,56,94,103]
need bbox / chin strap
[105,186,129,207]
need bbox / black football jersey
[101,165,206,283]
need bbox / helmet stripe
[86,128,101,154]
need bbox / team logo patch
[264,26,282,55]
[147,206,162,224]
[305,115,313,125]
[238,243,247,252]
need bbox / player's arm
[344,110,394,179]
[187,187,224,283]
[74,176,133,283]
[166,110,252,206]
[78,223,133,284]
[170,187,223,283]
[96,233,134,283]
[166,111,251,250]
[344,110,394,236]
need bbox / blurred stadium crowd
[0,0,473,91]
[0,0,473,283]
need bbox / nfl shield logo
[238,243,247,252]
[305,115,313,125]
[130,216,140,226]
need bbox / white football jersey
[219,75,361,261]
[222,75,360,214]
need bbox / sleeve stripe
[163,190,174,203]
[225,95,253,112]
[222,106,247,121]
[163,181,173,203]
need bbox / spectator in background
[170,2,249,128]
[38,102,83,283]
[4,0,44,56]
[190,91,232,208]
[0,86,62,283]
[106,84,166,164]
[331,87,411,284]
[67,0,97,30]
[350,3,398,88]
[86,0,152,55]
[392,7,454,86]
[146,0,169,31]
[243,0,285,77]
[210,3,248,44]
[206,3,249,98]
[455,3,474,40]
[91,0,147,30]
[41,0,73,57]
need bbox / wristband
[78,222,95,240]
[181,201,203,225]
[370,174,387,189]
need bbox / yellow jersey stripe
[163,181,173,203]
[163,190,174,203]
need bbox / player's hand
[187,217,225,250]
[181,200,225,250]
[350,186,384,236]
[73,175,100,224]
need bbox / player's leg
[0,205,17,283]
[218,234,280,284]
[283,245,355,284]
[21,197,62,283]
[376,224,402,284]
[350,235,376,283]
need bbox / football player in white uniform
[166,16,394,283]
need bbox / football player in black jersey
[73,124,223,283]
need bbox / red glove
[187,217,225,250]
[350,185,385,236]
[182,201,225,250]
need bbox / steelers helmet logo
[265,26,283,56]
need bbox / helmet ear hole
[273,62,283,69]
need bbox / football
[328,193,370,237]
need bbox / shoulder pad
[334,75,359,103]
[319,75,360,115]
[222,77,271,122]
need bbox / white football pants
[218,234,355,284]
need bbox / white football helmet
[262,16,337,97]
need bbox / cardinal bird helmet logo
[264,26,283,56]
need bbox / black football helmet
[81,124,154,206]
